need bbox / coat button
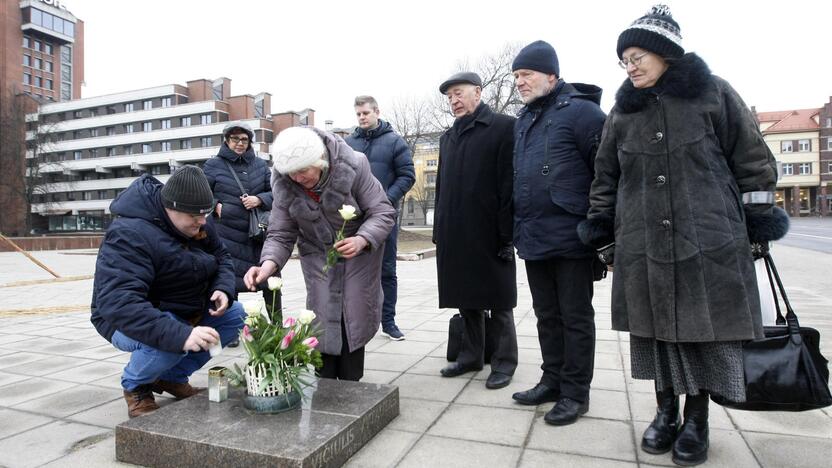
[656,175,666,184]
[655,131,663,141]
[661,219,671,228]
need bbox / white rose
[298,309,316,325]
[338,204,357,221]
[267,277,283,291]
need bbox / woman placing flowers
[244,127,395,381]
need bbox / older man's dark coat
[433,102,517,310]
[580,53,785,343]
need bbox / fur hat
[271,127,326,175]
[617,4,684,59]
[512,40,560,76]
[161,165,214,214]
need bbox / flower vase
[242,364,301,414]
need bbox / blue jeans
[381,223,398,328]
[111,302,245,391]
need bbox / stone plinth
[115,378,398,468]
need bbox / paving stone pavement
[0,245,830,467]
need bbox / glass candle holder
[208,366,229,402]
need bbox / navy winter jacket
[513,80,607,260]
[345,120,415,207]
[90,175,236,353]
[203,144,273,292]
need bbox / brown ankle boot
[151,380,204,400]
[124,386,160,418]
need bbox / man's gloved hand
[751,241,769,260]
[597,243,615,266]
[497,242,515,261]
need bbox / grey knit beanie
[617,4,684,59]
[161,165,214,214]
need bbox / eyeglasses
[188,211,213,220]
[228,136,250,144]
[618,51,650,69]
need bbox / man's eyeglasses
[618,51,650,69]
[229,136,250,144]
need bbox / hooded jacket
[578,53,788,342]
[90,175,236,353]
[345,119,415,207]
[513,80,607,260]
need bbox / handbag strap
[763,256,786,326]
[222,159,248,197]
[763,253,802,338]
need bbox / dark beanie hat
[617,4,684,59]
[161,165,214,214]
[512,40,559,76]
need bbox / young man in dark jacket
[90,165,244,418]
[510,41,607,425]
[345,96,415,340]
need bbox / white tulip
[267,277,283,291]
[298,309,316,325]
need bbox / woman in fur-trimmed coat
[244,126,395,382]
[577,6,788,466]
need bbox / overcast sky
[66,0,830,129]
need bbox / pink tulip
[242,325,254,342]
[302,337,319,349]
[283,317,297,328]
[280,330,296,350]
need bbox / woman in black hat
[579,5,788,466]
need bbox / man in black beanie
[510,40,607,426]
[91,165,244,418]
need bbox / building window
[827,118,832,128]
[201,114,212,125]
[161,97,172,108]
[125,103,134,112]
[426,174,437,184]
[798,139,810,152]
[44,43,53,55]
[828,162,832,174]
[90,148,98,158]
[123,145,133,155]
[161,141,172,151]
[90,108,97,117]
[201,137,212,147]
[799,163,812,175]
[212,81,223,100]
[83,191,93,201]
[90,128,98,137]
[143,122,152,132]
[74,151,81,160]
[73,111,82,119]
[781,141,793,153]
[44,61,53,72]
[143,100,152,110]
[161,119,171,129]
[142,144,152,154]
[33,57,42,69]
[255,97,265,118]
[34,76,42,88]
[782,163,794,175]
[180,139,192,150]
[23,55,31,66]
[150,165,163,175]
[124,123,134,133]
[60,45,72,100]
[181,116,191,127]
[407,198,414,214]
[106,147,115,157]
[828,138,832,151]
[23,36,29,48]
[45,79,53,90]
[426,159,438,167]
[23,73,31,85]
[33,39,41,51]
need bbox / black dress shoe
[642,390,680,454]
[485,372,512,389]
[544,397,589,426]
[440,362,482,378]
[512,383,559,405]
[672,393,709,466]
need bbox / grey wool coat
[578,53,788,343]
[260,129,395,355]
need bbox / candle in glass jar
[208,366,228,402]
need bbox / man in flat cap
[434,72,518,389]
[91,165,245,418]
[510,40,606,425]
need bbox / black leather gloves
[498,243,515,261]
[597,242,615,266]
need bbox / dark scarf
[452,102,487,134]
[614,53,712,114]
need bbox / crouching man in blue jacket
[91,165,244,418]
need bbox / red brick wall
[0,236,102,252]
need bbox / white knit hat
[271,127,326,175]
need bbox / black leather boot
[672,393,709,466]
[641,389,680,454]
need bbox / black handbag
[222,160,269,241]
[711,253,832,411]
[446,312,499,363]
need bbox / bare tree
[387,95,438,156]
[407,173,434,225]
